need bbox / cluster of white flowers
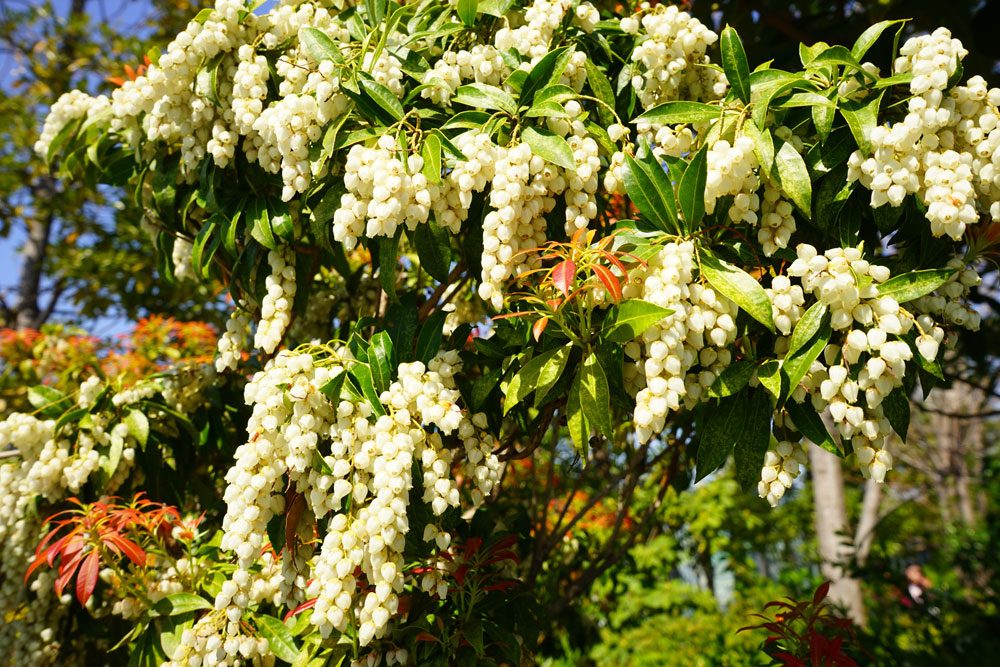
[495,0,572,61]
[165,610,270,667]
[758,182,797,256]
[172,237,195,281]
[704,136,760,222]
[333,135,435,249]
[767,274,806,336]
[784,244,944,481]
[628,4,727,109]
[217,309,251,372]
[421,45,507,106]
[758,439,808,506]
[849,29,1000,239]
[254,249,297,354]
[33,90,110,158]
[190,345,498,657]
[912,257,982,331]
[432,132,497,234]
[624,241,737,443]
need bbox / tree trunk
[810,444,866,625]
[13,181,56,329]
[854,477,882,567]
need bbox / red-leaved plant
[738,582,863,667]
[25,493,183,605]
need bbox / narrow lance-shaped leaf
[635,101,721,125]
[678,146,708,229]
[720,26,751,104]
[521,126,576,170]
[699,251,776,332]
[876,268,955,303]
[601,300,674,343]
[579,353,612,438]
[504,344,572,414]
[733,389,773,491]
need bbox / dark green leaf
[634,101,721,125]
[840,92,883,155]
[358,77,405,122]
[413,221,452,282]
[707,360,755,398]
[453,83,517,114]
[504,345,571,415]
[602,300,674,343]
[773,140,812,215]
[696,393,745,481]
[584,59,616,126]
[257,616,300,664]
[415,311,448,364]
[881,388,910,440]
[578,353,612,438]
[421,133,442,184]
[720,26,751,104]
[734,389,773,490]
[782,316,832,397]
[785,400,840,456]
[28,386,72,418]
[521,126,575,170]
[378,232,399,302]
[852,20,907,60]
[678,146,708,228]
[876,269,954,303]
[699,251,775,332]
[153,594,213,617]
[369,331,395,395]
[566,371,591,456]
[300,27,345,63]
[520,46,573,106]
[756,360,785,402]
[787,302,828,358]
[457,0,478,26]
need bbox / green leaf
[707,360,755,399]
[720,26,751,104]
[756,360,785,402]
[634,101,721,125]
[349,364,386,416]
[785,400,840,456]
[678,146,708,228]
[28,386,72,418]
[521,126,575,170]
[601,300,674,343]
[300,27,345,63]
[741,119,774,174]
[319,369,348,403]
[358,77,404,122]
[782,316,832,396]
[504,345,571,415]
[421,133,442,184]
[257,615,300,664]
[876,269,954,303]
[125,409,150,447]
[413,221,452,282]
[153,593,213,617]
[699,251,775,332]
[566,372,591,456]
[733,389,773,491]
[378,232,399,302]
[881,388,910,440]
[369,332,395,395]
[787,302,828,358]
[773,140,812,215]
[520,46,573,106]
[840,92,883,155]
[621,152,677,233]
[249,199,277,250]
[584,59,616,126]
[851,19,907,60]
[415,311,448,364]
[453,83,517,114]
[809,45,872,75]
[579,353,612,439]
[696,393,745,481]
[456,0,478,26]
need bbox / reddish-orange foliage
[26,494,184,606]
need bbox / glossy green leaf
[504,344,571,415]
[456,0,478,26]
[782,316,832,396]
[840,91,883,155]
[678,146,708,228]
[125,409,150,447]
[699,251,775,332]
[358,77,404,122]
[579,353,612,438]
[876,269,954,303]
[153,593,213,617]
[415,311,447,364]
[369,331,395,395]
[378,232,399,302]
[452,83,517,114]
[734,389,773,491]
[720,26,751,104]
[413,221,452,282]
[300,27,345,63]
[881,388,911,440]
[566,371,591,456]
[742,119,774,173]
[622,153,677,233]
[786,399,840,456]
[773,140,812,215]
[851,20,907,60]
[696,392,744,481]
[707,360,755,399]
[28,386,72,418]
[520,46,573,106]
[521,126,575,170]
[634,101,721,125]
[602,300,674,343]
[584,59,616,126]
[756,360,785,402]
[787,302,829,358]
[421,133,442,184]
[257,615,300,664]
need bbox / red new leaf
[551,260,575,298]
[75,550,100,605]
[593,264,622,302]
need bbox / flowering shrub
[4,0,998,664]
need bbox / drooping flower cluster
[254,249,297,354]
[758,439,809,506]
[849,28,1000,239]
[625,241,738,444]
